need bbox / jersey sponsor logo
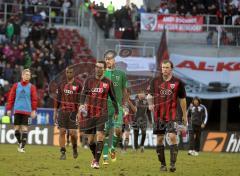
[159,89,173,96]
[91,88,103,93]
[202,132,227,152]
[113,82,119,87]
[64,89,74,95]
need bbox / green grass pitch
[0,144,239,176]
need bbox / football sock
[140,130,146,146]
[21,131,28,148]
[95,141,104,162]
[15,130,21,144]
[156,145,166,166]
[170,144,178,165]
[133,129,139,149]
[111,134,118,151]
[89,142,96,158]
[60,147,66,153]
[103,137,109,159]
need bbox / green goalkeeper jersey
[104,69,127,108]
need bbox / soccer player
[6,69,37,153]
[133,90,152,152]
[103,50,128,164]
[78,61,118,169]
[187,96,208,156]
[147,60,187,172]
[122,88,137,151]
[53,66,82,160]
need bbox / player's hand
[148,104,154,111]
[114,113,118,120]
[201,123,205,128]
[31,111,36,119]
[7,110,11,117]
[78,105,86,112]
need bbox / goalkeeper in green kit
[103,50,128,165]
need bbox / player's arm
[79,79,89,110]
[147,79,154,111]
[108,80,119,117]
[187,104,192,125]
[128,99,137,113]
[146,107,153,124]
[6,83,17,116]
[179,98,187,126]
[30,84,38,118]
[178,81,187,126]
[53,85,61,124]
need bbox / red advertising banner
[141,13,204,32]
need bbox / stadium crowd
[0,14,84,108]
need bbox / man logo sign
[202,132,227,152]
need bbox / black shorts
[153,121,177,135]
[80,116,107,134]
[83,124,105,134]
[14,114,30,125]
[57,111,78,129]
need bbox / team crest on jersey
[72,86,77,91]
[103,83,108,88]
[116,76,120,81]
[170,84,175,89]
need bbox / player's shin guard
[15,130,21,144]
[95,141,104,162]
[170,144,178,166]
[89,142,96,158]
[21,131,28,148]
[103,137,109,160]
[156,145,166,166]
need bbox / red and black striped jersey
[80,76,118,118]
[149,75,186,122]
[54,79,83,112]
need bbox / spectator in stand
[158,3,170,14]
[138,5,146,14]
[177,4,187,16]
[207,31,214,45]
[5,19,14,43]
[64,45,73,66]
[48,25,58,44]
